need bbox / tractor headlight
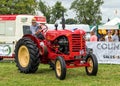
[83,35,86,40]
[80,50,84,55]
[85,33,90,41]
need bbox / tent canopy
[46,24,90,32]
[98,17,120,29]
[98,25,119,29]
[104,17,120,26]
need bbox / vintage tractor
[14,16,98,80]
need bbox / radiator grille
[72,34,85,52]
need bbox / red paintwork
[34,16,46,23]
[0,15,46,23]
[0,54,14,58]
[46,29,85,41]
[0,15,17,21]
[23,34,41,48]
[23,29,90,68]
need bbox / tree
[65,18,78,24]
[70,0,104,25]
[38,0,51,23]
[0,0,8,14]
[0,0,37,15]
[37,1,67,24]
[50,1,67,24]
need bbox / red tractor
[14,16,98,80]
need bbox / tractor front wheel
[14,37,40,73]
[85,54,98,75]
[55,56,66,80]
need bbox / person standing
[90,31,97,42]
[112,30,119,42]
[105,30,113,42]
[118,30,120,41]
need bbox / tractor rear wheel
[55,56,66,80]
[14,37,40,73]
[85,54,98,75]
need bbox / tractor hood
[45,29,86,41]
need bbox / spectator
[112,30,119,42]
[118,30,120,41]
[99,35,105,41]
[108,36,113,42]
[105,30,113,42]
[90,31,97,42]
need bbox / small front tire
[55,56,66,80]
[85,54,98,75]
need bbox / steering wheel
[36,25,48,35]
[41,27,48,33]
[40,25,48,33]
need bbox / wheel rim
[87,57,93,73]
[18,45,30,67]
[56,60,61,77]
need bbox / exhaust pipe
[62,12,65,30]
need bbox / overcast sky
[40,0,120,23]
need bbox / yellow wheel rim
[56,60,61,77]
[87,57,93,73]
[18,45,30,67]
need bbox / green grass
[0,61,120,86]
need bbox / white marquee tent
[98,17,120,29]
[105,17,120,26]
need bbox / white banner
[86,42,120,64]
[0,44,14,56]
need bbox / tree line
[0,0,104,25]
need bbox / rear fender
[23,34,40,48]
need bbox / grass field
[0,61,120,86]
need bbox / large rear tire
[14,37,40,73]
[55,56,66,80]
[85,54,98,75]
